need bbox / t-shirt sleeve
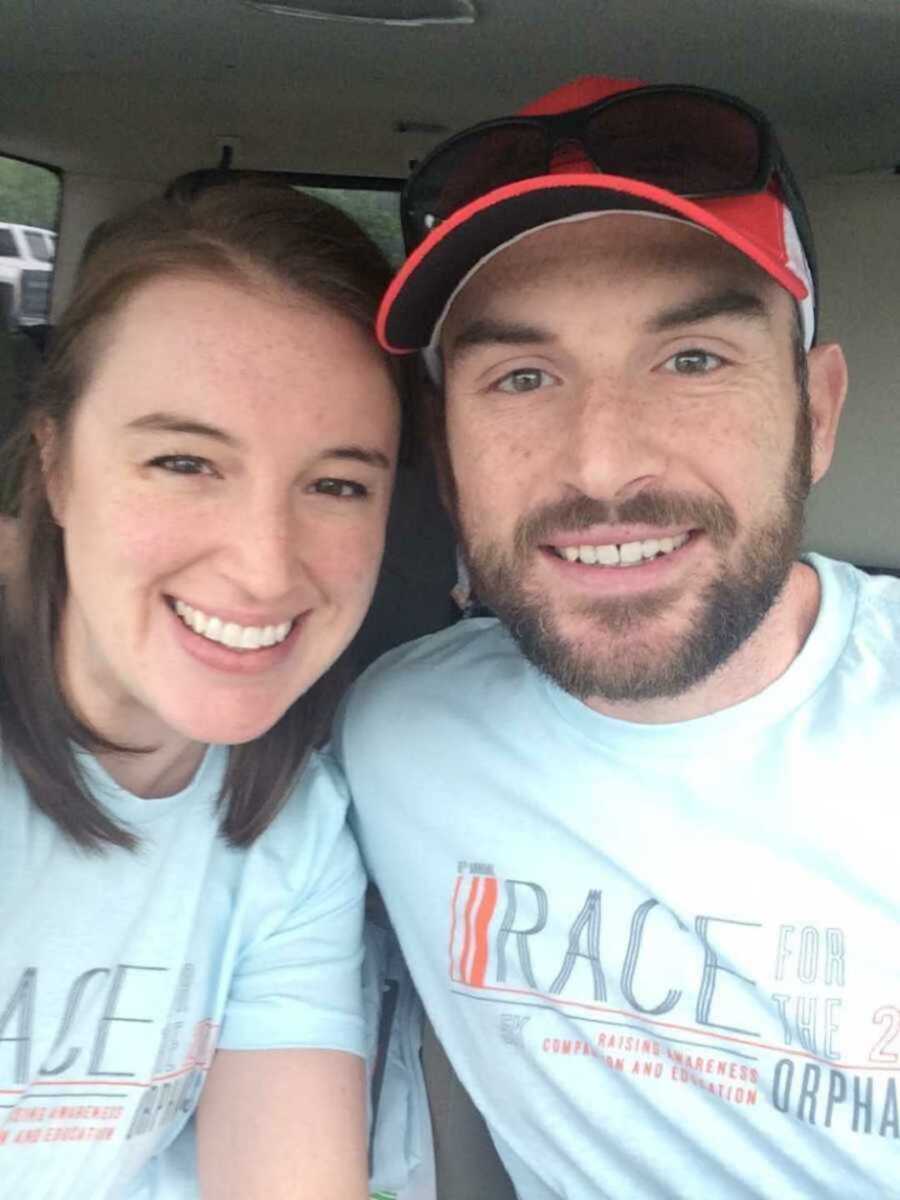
[217,752,367,1057]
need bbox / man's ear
[34,417,66,524]
[806,342,848,485]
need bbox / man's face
[440,216,837,708]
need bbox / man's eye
[662,350,724,375]
[312,478,368,499]
[495,368,556,394]
[149,455,216,476]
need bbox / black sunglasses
[402,84,814,282]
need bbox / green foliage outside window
[300,186,404,266]
[0,157,59,230]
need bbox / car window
[164,172,404,265]
[0,155,59,232]
[298,184,404,265]
[0,154,61,483]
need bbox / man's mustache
[514,491,738,555]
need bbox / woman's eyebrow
[323,446,392,470]
[126,411,242,448]
[125,413,392,469]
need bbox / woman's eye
[662,349,724,375]
[149,454,216,476]
[495,368,557,394]
[312,478,368,499]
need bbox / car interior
[1,2,897,1196]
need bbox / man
[335,77,900,1197]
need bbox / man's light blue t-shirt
[338,555,900,1200]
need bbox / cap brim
[378,174,809,353]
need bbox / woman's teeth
[173,600,293,649]
[555,532,690,567]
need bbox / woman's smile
[167,595,308,676]
[170,598,298,651]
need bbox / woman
[0,180,401,1198]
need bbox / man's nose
[560,380,668,502]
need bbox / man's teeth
[557,532,689,567]
[172,601,293,649]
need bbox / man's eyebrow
[646,289,770,334]
[125,412,391,469]
[448,318,555,360]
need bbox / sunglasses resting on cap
[378,77,818,357]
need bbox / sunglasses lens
[585,93,764,194]
[406,124,548,248]
[404,92,768,251]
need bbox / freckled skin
[49,275,400,777]
[441,217,847,722]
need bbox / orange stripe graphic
[459,877,481,984]
[468,877,498,988]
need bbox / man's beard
[459,401,812,704]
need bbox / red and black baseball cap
[377,76,817,359]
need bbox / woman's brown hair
[0,178,399,851]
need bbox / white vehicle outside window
[0,220,55,330]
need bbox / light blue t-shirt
[337,556,900,1199]
[0,746,366,1199]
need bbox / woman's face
[49,273,399,750]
